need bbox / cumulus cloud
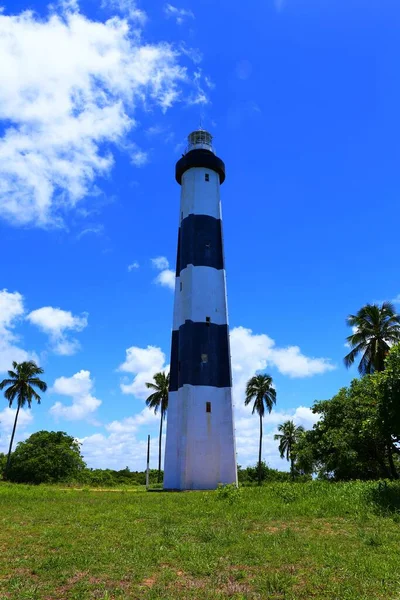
[151,256,175,290]
[164,4,194,25]
[229,326,328,467]
[118,345,168,398]
[80,429,162,470]
[104,324,329,470]
[80,403,162,469]
[27,306,88,355]
[230,326,334,382]
[106,408,158,433]
[234,405,319,469]
[50,370,102,421]
[0,289,32,372]
[0,4,190,227]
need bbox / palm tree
[344,302,400,375]
[0,361,47,476]
[145,371,169,484]
[274,420,305,480]
[245,374,276,486]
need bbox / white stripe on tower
[164,129,237,491]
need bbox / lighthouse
[163,129,238,490]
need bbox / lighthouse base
[163,385,237,491]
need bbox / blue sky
[0,0,399,470]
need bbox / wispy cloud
[101,0,147,23]
[76,225,105,239]
[128,261,140,271]
[131,149,149,167]
[164,3,194,25]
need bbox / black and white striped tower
[163,129,238,490]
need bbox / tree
[145,372,169,483]
[245,374,276,486]
[0,361,47,476]
[294,374,400,481]
[374,343,400,479]
[274,420,305,480]
[344,302,400,374]
[7,431,86,484]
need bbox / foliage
[296,345,400,480]
[8,431,86,484]
[0,360,47,474]
[344,302,400,374]
[0,481,400,598]
[145,371,169,484]
[274,420,305,479]
[216,482,241,503]
[245,374,276,485]
[75,467,162,488]
[238,462,296,484]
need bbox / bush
[8,431,86,484]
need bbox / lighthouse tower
[163,129,238,490]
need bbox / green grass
[0,481,400,599]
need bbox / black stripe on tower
[175,149,225,185]
[169,330,180,392]
[176,214,223,276]
[169,321,231,391]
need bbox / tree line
[1,301,400,485]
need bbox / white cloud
[76,225,104,239]
[118,345,168,398]
[104,325,326,470]
[128,261,140,271]
[27,306,88,355]
[151,256,169,270]
[0,406,34,454]
[164,4,194,25]
[154,269,175,290]
[0,4,189,227]
[0,289,33,372]
[230,326,334,382]
[188,69,209,106]
[101,0,147,23]
[131,149,149,167]
[151,256,175,290]
[80,429,162,470]
[0,289,25,331]
[50,370,102,421]
[229,326,327,467]
[392,294,400,305]
[106,408,158,433]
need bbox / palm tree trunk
[290,455,295,481]
[157,415,163,483]
[5,402,21,477]
[387,442,399,480]
[258,413,263,486]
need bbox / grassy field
[0,481,400,599]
